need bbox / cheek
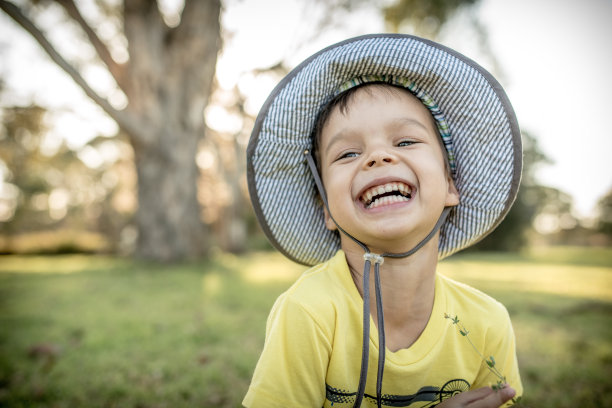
[322,168,356,209]
[414,153,446,177]
[416,157,451,194]
[322,162,347,188]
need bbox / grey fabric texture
[247,34,522,266]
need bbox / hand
[436,386,516,408]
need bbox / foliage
[383,0,480,37]
[0,247,611,407]
[0,104,134,254]
[0,0,222,261]
[444,313,523,406]
[596,187,612,236]
[0,105,50,231]
[471,132,578,251]
[0,0,593,258]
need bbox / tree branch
[171,0,221,52]
[0,0,145,143]
[55,0,127,91]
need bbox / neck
[342,235,439,351]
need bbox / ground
[0,246,610,407]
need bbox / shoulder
[438,274,511,328]
[269,251,352,327]
[284,251,347,301]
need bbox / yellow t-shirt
[243,251,522,408]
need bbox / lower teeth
[367,195,410,208]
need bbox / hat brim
[247,34,522,266]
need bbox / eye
[336,151,359,160]
[397,139,417,147]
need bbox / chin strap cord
[353,255,371,408]
[373,257,386,408]
[354,252,387,408]
[304,150,451,407]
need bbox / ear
[444,175,460,207]
[323,205,338,231]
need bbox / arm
[243,293,332,408]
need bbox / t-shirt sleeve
[472,305,523,407]
[243,292,332,408]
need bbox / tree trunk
[0,0,224,261]
[133,128,206,261]
[122,0,221,261]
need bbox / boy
[244,34,523,408]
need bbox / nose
[364,147,396,168]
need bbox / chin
[364,225,438,250]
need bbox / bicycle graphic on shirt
[326,378,470,407]
[421,379,471,407]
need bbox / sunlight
[0,181,18,222]
[205,105,243,134]
[239,252,305,284]
[202,273,223,297]
[1,0,610,218]
[48,188,69,220]
[439,261,612,302]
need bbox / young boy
[243,34,523,408]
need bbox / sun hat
[246,33,522,407]
[247,33,522,266]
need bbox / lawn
[0,247,610,407]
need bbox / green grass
[0,247,610,407]
[440,247,612,408]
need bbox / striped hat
[247,34,522,266]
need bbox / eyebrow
[323,117,431,156]
[324,130,352,157]
[389,117,430,131]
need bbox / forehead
[319,84,437,140]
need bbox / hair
[311,83,452,177]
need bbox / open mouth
[359,182,414,209]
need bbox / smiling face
[318,84,459,254]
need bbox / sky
[1,0,611,218]
[474,0,612,219]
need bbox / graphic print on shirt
[325,378,470,407]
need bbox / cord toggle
[363,252,384,265]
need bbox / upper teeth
[361,182,413,208]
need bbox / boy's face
[318,85,459,254]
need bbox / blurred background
[0,0,610,407]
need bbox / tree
[0,103,134,253]
[0,105,51,234]
[1,0,500,259]
[596,187,612,237]
[469,132,579,251]
[383,0,479,37]
[0,0,221,261]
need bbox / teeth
[361,182,413,207]
[366,191,411,209]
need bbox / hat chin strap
[305,151,451,408]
